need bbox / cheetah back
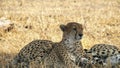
[12,40,53,65]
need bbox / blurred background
[0,0,120,66]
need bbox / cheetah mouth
[79,36,83,39]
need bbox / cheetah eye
[73,27,77,31]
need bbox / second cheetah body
[89,44,119,58]
[85,44,120,68]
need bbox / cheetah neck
[60,39,83,62]
[60,38,82,53]
[60,38,80,46]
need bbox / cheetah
[12,22,86,68]
[84,44,120,68]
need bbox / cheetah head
[60,22,83,44]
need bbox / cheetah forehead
[66,22,83,30]
[60,22,83,35]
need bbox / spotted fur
[44,22,85,68]
[12,22,85,68]
[84,44,120,68]
[89,44,119,58]
[12,40,53,68]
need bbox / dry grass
[0,0,120,68]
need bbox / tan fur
[12,22,84,68]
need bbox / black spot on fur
[112,50,115,54]
[102,52,105,54]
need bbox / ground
[0,0,120,68]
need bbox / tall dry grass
[0,0,120,68]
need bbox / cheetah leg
[17,62,30,68]
[46,65,54,68]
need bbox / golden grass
[0,0,120,68]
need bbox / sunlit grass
[0,0,120,68]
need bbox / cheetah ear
[60,24,66,32]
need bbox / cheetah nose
[79,34,83,37]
